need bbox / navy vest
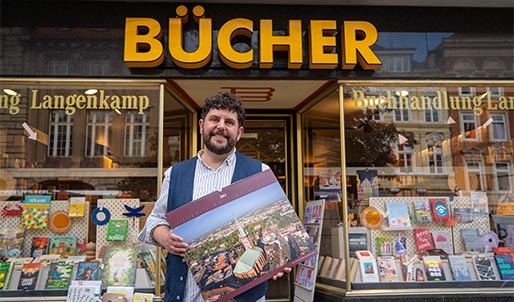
[165,152,267,302]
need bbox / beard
[204,129,237,155]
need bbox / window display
[302,82,514,295]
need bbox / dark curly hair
[201,92,245,127]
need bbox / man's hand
[272,267,292,280]
[153,225,189,256]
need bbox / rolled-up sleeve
[137,167,172,245]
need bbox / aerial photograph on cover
[170,170,316,302]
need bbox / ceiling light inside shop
[85,88,98,95]
[114,108,122,115]
[3,88,19,96]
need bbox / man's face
[200,108,243,155]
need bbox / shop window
[426,133,445,174]
[48,110,73,157]
[460,112,479,141]
[85,111,113,157]
[489,113,508,142]
[495,162,512,192]
[124,112,149,157]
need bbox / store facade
[0,1,513,301]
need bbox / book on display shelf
[422,255,446,281]
[414,229,434,253]
[377,256,399,282]
[414,199,432,223]
[101,245,140,287]
[494,254,514,280]
[448,255,472,281]
[385,201,412,229]
[0,261,12,290]
[400,254,424,282]
[166,169,316,302]
[75,261,100,281]
[429,198,450,221]
[355,250,379,282]
[431,231,452,255]
[17,262,41,290]
[376,237,394,256]
[473,253,497,280]
[45,261,74,289]
[30,237,49,258]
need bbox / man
[138,92,289,302]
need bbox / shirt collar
[197,148,237,169]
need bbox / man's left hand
[272,267,292,280]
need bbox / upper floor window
[488,113,508,142]
[426,133,445,174]
[460,112,479,141]
[396,143,414,173]
[424,98,441,123]
[48,110,73,157]
[124,112,150,157]
[393,96,411,122]
[465,159,484,191]
[495,162,513,192]
[86,111,112,157]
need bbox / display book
[166,169,317,302]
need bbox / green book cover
[45,261,74,289]
[106,220,128,242]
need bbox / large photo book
[166,169,316,302]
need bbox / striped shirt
[138,149,268,302]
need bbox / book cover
[356,250,379,282]
[400,254,424,282]
[494,255,514,280]
[413,229,434,253]
[69,196,86,217]
[393,236,407,256]
[134,293,154,302]
[20,195,51,230]
[414,200,432,223]
[448,255,472,281]
[386,201,411,228]
[106,219,128,242]
[422,255,446,281]
[138,251,156,285]
[453,208,473,223]
[0,261,12,290]
[102,245,139,287]
[30,237,49,258]
[45,261,74,289]
[376,237,394,256]
[377,256,399,282]
[431,231,452,255]
[17,262,41,290]
[429,198,450,221]
[75,261,101,281]
[470,191,488,215]
[166,169,317,302]
[473,254,497,280]
[460,228,484,252]
[48,235,77,257]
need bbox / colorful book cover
[414,200,432,223]
[494,255,514,280]
[400,254,424,282]
[423,255,446,281]
[138,251,156,284]
[48,235,77,257]
[0,261,12,290]
[75,261,101,281]
[414,229,434,253]
[470,191,488,215]
[386,201,411,228]
[166,169,317,302]
[376,237,394,256]
[45,261,74,289]
[431,231,452,255]
[429,198,450,221]
[102,245,139,287]
[30,237,49,258]
[393,236,408,256]
[473,254,497,280]
[20,195,51,230]
[69,196,86,217]
[377,256,399,282]
[448,255,472,281]
[106,220,128,242]
[17,262,41,290]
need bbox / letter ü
[168,5,212,68]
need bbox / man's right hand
[153,225,189,256]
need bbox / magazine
[166,169,316,302]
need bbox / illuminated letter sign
[124,18,164,68]
[341,21,381,70]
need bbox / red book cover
[30,237,49,258]
[166,169,316,302]
[429,198,450,221]
[414,229,434,252]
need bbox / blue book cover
[495,255,514,280]
[386,201,411,228]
